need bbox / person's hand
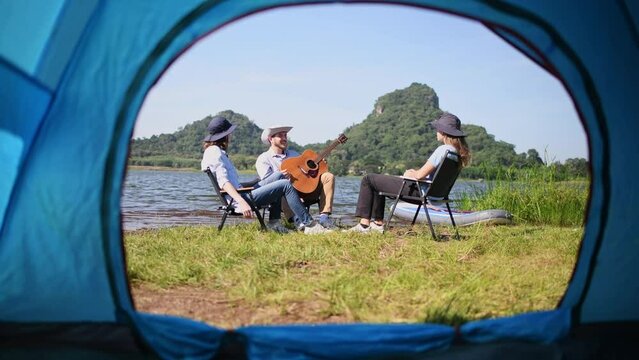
[281,168,291,179]
[237,200,253,218]
[403,169,415,178]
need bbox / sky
[134,4,588,162]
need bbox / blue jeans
[249,179,312,226]
[257,171,286,187]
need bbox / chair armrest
[220,187,254,195]
[379,191,397,197]
[379,191,422,203]
[400,176,431,184]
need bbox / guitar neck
[315,140,341,162]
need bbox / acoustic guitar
[281,134,348,193]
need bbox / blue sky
[134,4,588,162]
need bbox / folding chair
[381,150,463,240]
[204,169,268,231]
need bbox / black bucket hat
[431,112,466,137]
[203,116,237,142]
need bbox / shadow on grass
[422,307,473,327]
[422,296,475,327]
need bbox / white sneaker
[343,223,371,233]
[267,222,289,234]
[303,221,333,235]
[369,222,385,233]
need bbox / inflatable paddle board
[391,202,513,226]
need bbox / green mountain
[302,83,538,175]
[130,83,586,178]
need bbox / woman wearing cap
[346,112,471,233]
[201,115,330,234]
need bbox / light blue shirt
[255,148,300,181]
[422,144,457,196]
[427,144,456,169]
[201,145,242,190]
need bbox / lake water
[122,170,485,231]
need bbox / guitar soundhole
[306,159,317,169]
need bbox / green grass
[125,223,582,326]
[458,167,588,227]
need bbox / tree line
[129,84,588,180]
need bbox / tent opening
[122,3,589,329]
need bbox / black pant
[355,174,422,221]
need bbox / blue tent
[1,0,637,358]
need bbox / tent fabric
[0,61,52,223]
[460,309,571,345]
[1,0,638,358]
[0,0,66,79]
[238,323,455,359]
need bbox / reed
[459,166,588,226]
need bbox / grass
[458,167,588,227]
[125,223,582,327]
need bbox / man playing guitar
[255,126,336,229]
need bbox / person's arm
[280,150,300,177]
[221,182,253,218]
[403,145,450,180]
[403,161,436,180]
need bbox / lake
[122,169,485,231]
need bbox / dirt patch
[131,285,349,329]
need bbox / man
[256,126,336,228]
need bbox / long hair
[202,135,229,151]
[441,133,471,167]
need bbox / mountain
[130,110,303,157]
[129,110,303,169]
[302,83,534,175]
[129,83,561,176]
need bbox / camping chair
[381,150,462,240]
[204,169,268,231]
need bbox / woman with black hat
[345,112,471,233]
[201,115,331,234]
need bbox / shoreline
[126,165,491,180]
[127,165,257,174]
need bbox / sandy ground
[131,285,349,329]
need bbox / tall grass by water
[459,166,588,227]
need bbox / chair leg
[422,205,437,240]
[411,204,422,225]
[386,197,399,228]
[446,202,460,240]
[248,194,267,231]
[385,182,407,228]
[254,206,267,231]
[218,212,228,231]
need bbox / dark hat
[203,116,237,142]
[431,112,466,137]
